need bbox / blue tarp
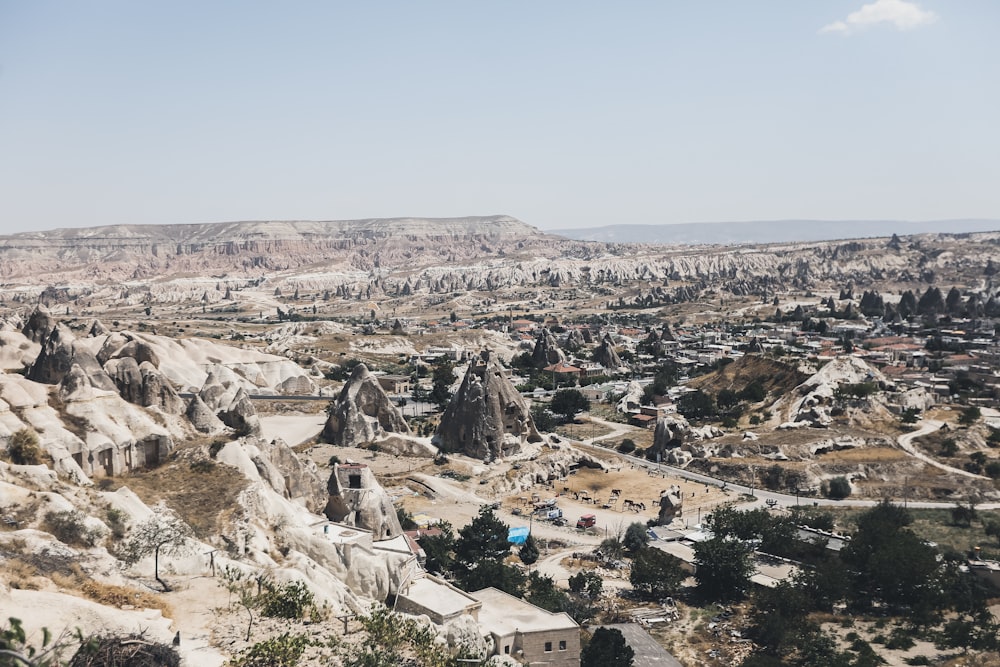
[508,526,530,544]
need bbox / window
[559,640,567,651]
[504,645,510,654]
[544,642,552,652]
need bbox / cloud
[820,0,938,35]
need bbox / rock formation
[186,394,225,433]
[657,485,684,525]
[104,357,184,414]
[324,462,402,540]
[435,350,541,461]
[21,306,55,343]
[530,328,565,367]
[199,366,261,436]
[322,364,411,446]
[564,328,586,351]
[28,324,116,391]
[650,414,691,460]
[592,334,624,371]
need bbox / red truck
[576,514,596,529]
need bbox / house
[470,587,580,667]
[395,573,482,625]
[376,374,411,394]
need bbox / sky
[1,0,998,234]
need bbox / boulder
[322,364,411,446]
[185,394,225,433]
[435,350,541,461]
[112,339,161,367]
[26,324,75,384]
[657,485,684,525]
[87,319,109,337]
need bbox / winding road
[576,417,999,511]
[896,419,989,480]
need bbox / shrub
[6,429,43,465]
[45,510,101,548]
[105,507,128,540]
[208,439,227,459]
[260,580,315,620]
[939,438,959,457]
[617,439,636,454]
[825,476,851,500]
[230,633,312,667]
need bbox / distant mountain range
[547,219,1000,245]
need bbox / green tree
[568,571,603,599]
[420,521,455,575]
[623,522,649,554]
[530,403,556,432]
[939,438,959,457]
[693,536,754,602]
[717,388,739,409]
[825,476,852,500]
[629,546,686,600]
[455,557,525,596]
[901,407,920,424]
[738,380,767,403]
[676,390,716,421]
[841,501,941,615]
[519,533,539,565]
[118,505,191,592]
[582,627,634,667]
[525,572,569,613]
[749,582,818,658]
[960,406,982,426]
[430,359,456,409]
[452,507,524,595]
[550,388,590,422]
[617,438,636,454]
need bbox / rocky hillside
[3,218,1000,301]
[0,216,561,282]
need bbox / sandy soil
[259,414,327,447]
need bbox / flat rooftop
[403,576,480,617]
[313,521,371,545]
[471,587,578,635]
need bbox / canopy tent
[507,526,530,545]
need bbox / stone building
[470,587,580,667]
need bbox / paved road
[576,417,999,511]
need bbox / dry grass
[47,564,173,616]
[4,558,42,589]
[104,455,248,538]
[816,447,909,463]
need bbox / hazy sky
[1,0,997,234]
